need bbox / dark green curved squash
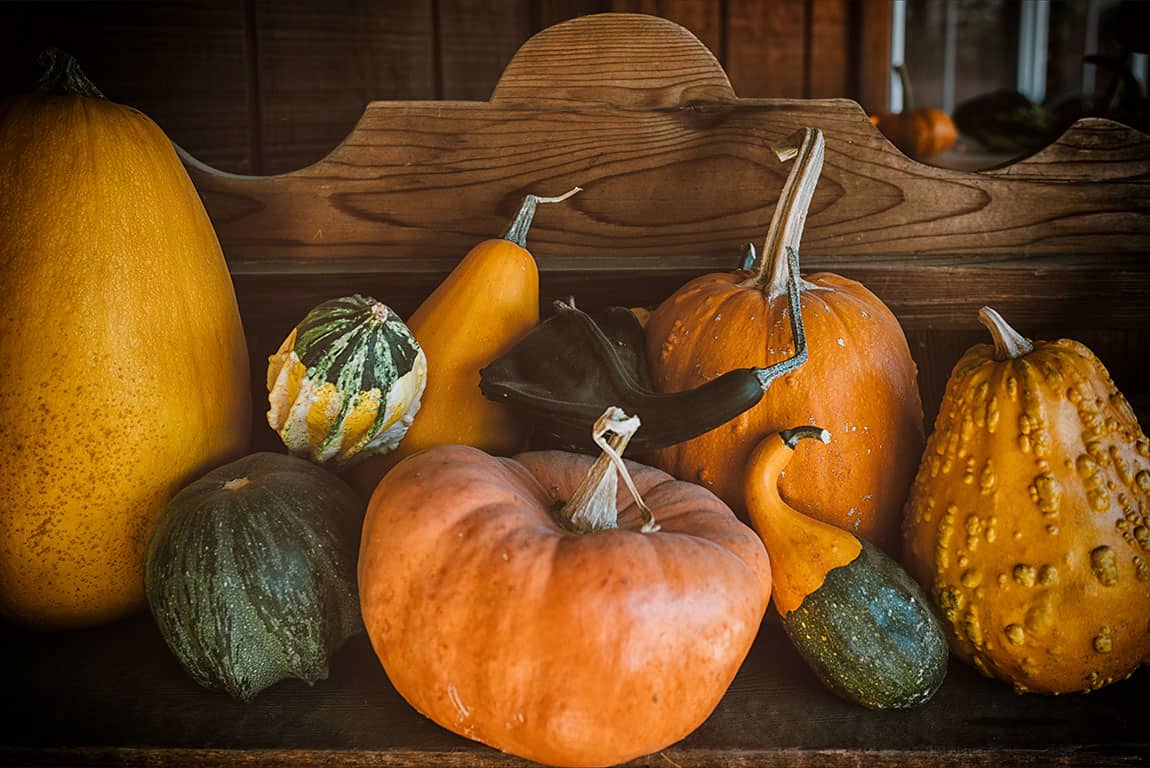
[746,427,947,709]
[782,539,948,709]
[144,452,364,702]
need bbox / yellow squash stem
[744,427,861,617]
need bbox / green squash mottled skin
[144,452,364,702]
[782,540,949,709]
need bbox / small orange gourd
[347,189,577,495]
[870,64,957,160]
[903,307,1150,693]
[645,127,924,552]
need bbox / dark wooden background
[0,0,890,175]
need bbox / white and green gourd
[267,294,427,466]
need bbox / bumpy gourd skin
[903,331,1150,693]
[0,89,251,628]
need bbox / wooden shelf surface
[2,612,1146,767]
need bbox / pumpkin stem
[740,127,824,300]
[780,425,832,450]
[222,477,252,492]
[36,48,105,99]
[751,246,809,389]
[979,306,1034,361]
[740,243,758,270]
[368,302,389,323]
[502,187,582,249]
[557,407,659,534]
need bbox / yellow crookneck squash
[903,307,1150,694]
[0,51,251,628]
[347,188,578,496]
[644,127,924,553]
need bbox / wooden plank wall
[0,0,890,175]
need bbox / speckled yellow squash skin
[903,309,1150,693]
[0,84,251,628]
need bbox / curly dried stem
[780,425,832,450]
[557,407,659,534]
[503,187,582,249]
[740,127,824,301]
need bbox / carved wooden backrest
[182,13,1149,425]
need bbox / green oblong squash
[267,294,427,466]
[144,452,364,702]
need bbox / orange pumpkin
[359,409,770,767]
[903,307,1150,693]
[870,64,957,160]
[644,128,924,552]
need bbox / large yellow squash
[0,52,251,628]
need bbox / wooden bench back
[181,13,1150,436]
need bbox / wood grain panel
[534,0,608,30]
[609,0,724,57]
[254,0,436,174]
[807,0,850,98]
[181,102,1150,285]
[491,13,733,107]
[854,0,891,113]
[437,0,533,100]
[725,0,808,98]
[0,0,253,173]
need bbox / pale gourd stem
[502,187,582,249]
[36,48,105,98]
[740,243,758,270]
[740,127,824,299]
[979,306,1034,361]
[752,246,809,390]
[557,407,659,534]
[780,425,832,451]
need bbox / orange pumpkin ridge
[645,127,924,553]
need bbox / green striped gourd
[267,295,426,466]
[144,452,364,702]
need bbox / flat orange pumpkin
[358,410,770,767]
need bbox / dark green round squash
[144,452,364,702]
